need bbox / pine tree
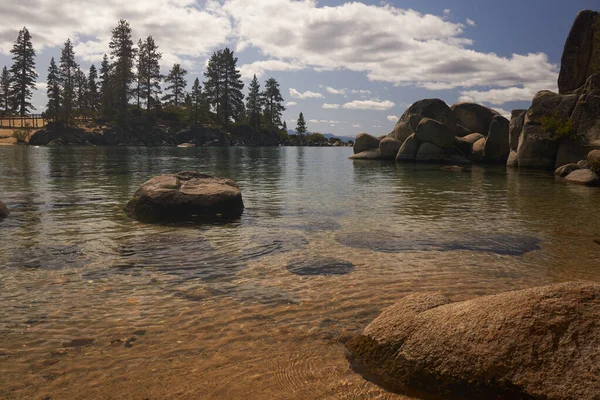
[99,54,113,119]
[46,57,61,121]
[246,74,262,129]
[109,19,136,125]
[59,39,77,124]
[137,36,162,111]
[9,27,37,115]
[203,49,222,121]
[88,65,99,114]
[188,77,208,127]
[75,68,88,116]
[283,121,287,131]
[219,48,244,126]
[0,67,11,114]
[262,77,285,131]
[163,63,187,107]
[296,112,307,134]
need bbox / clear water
[1,146,599,399]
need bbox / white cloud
[351,89,372,95]
[352,123,362,128]
[289,88,324,99]
[285,101,298,107]
[443,9,451,16]
[373,125,382,128]
[310,119,341,124]
[490,107,511,119]
[322,103,340,109]
[342,99,395,111]
[458,86,540,105]
[466,18,476,27]
[223,0,557,102]
[387,115,399,122]
[325,86,346,95]
[239,59,302,79]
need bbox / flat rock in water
[564,169,600,186]
[349,149,383,160]
[63,337,95,348]
[286,257,355,276]
[555,163,580,177]
[345,282,600,400]
[440,165,470,173]
[353,133,381,154]
[126,171,244,222]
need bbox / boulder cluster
[555,149,600,186]
[351,100,509,164]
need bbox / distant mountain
[287,130,355,142]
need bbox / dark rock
[415,142,446,162]
[414,118,455,149]
[455,133,485,156]
[578,159,590,169]
[349,149,384,160]
[174,126,229,146]
[587,149,600,172]
[0,201,8,219]
[63,337,95,348]
[398,99,456,127]
[450,102,500,135]
[509,109,527,151]
[564,168,600,186]
[345,282,600,400]
[484,115,510,163]
[285,258,354,276]
[353,133,381,154]
[395,134,419,161]
[133,330,147,336]
[390,114,422,143]
[554,163,580,177]
[440,165,470,173]
[568,94,600,148]
[558,10,600,94]
[581,73,600,95]
[126,171,244,223]
[379,137,402,159]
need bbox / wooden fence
[0,113,47,128]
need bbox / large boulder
[345,282,600,400]
[395,134,419,161]
[587,149,600,172]
[389,114,422,143]
[0,201,8,219]
[509,109,527,151]
[506,150,518,167]
[455,133,485,156]
[470,138,486,162]
[353,133,381,154]
[558,10,600,95]
[450,102,500,135]
[564,169,600,186]
[484,115,510,163]
[28,124,93,146]
[126,171,244,223]
[379,137,402,159]
[414,118,455,149]
[349,149,384,160]
[415,142,446,162]
[555,163,580,177]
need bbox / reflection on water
[1,146,600,399]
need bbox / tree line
[0,21,301,135]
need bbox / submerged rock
[564,168,600,186]
[126,171,244,222]
[285,257,354,276]
[349,149,384,160]
[0,201,8,219]
[440,165,470,173]
[345,282,600,400]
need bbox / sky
[0,0,597,136]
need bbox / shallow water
[1,146,599,399]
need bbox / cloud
[310,119,341,124]
[239,59,302,79]
[322,103,340,109]
[289,88,324,99]
[352,123,362,128]
[387,115,399,122]
[443,9,451,16]
[342,99,395,110]
[285,101,298,107]
[325,86,346,95]
[458,86,539,105]
[351,89,371,95]
[223,0,557,102]
[466,18,476,27]
[0,0,231,67]
[489,107,511,119]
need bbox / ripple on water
[286,257,355,276]
[336,231,541,256]
[2,244,87,269]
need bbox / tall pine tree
[262,77,285,131]
[75,68,88,116]
[0,67,11,114]
[109,19,136,125]
[59,39,77,124]
[9,27,37,115]
[296,112,307,134]
[88,65,99,114]
[188,77,208,127]
[219,48,244,126]
[163,63,187,107]
[46,57,61,122]
[137,36,162,111]
[203,49,223,121]
[99,54,113,119]
[246,74,262,129]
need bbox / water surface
[1,146,599,399]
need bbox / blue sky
[0,0,597,135]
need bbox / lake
[1,145,599,399]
